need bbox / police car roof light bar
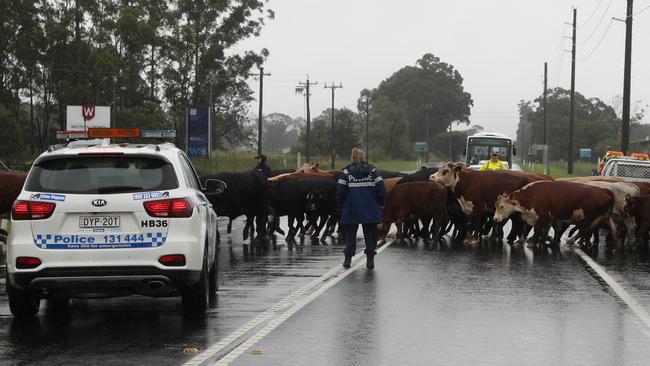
[88,128,141,139]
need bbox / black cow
[396,166,440,185]
[266,178,337,239]
[378,170,407,179]
[305,184,339,238]
[200,171,268,241]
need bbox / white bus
[465,132,516,170]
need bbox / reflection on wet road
[234,240,650,366]
[0,218,346,365]
[2,220,650,365]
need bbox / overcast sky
[235,0,650,138]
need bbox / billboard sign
[66,105,110,131]
[186,106,211,159]
[579,148,592,159]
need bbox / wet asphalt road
[2,220,650,365]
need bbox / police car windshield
[25,156,178,194]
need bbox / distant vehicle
[464,132,516,170]
[6,128,225,317]
[601,157,650,182]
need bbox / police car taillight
[158,254,186,267]
[12,200,56,220]
[16,256,42,269]
[144,198,193,218]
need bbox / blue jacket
[337,161,384,224]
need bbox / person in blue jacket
[337,148,385,269]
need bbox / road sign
[66,105,110,131]
[415,142,427,153]
[580,148,592,159]
[186,106,211,159]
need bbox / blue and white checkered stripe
[35,234,53,246]
[147,232,165,247]
[33,233,167,249]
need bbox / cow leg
[421,217,432,242]
[312,215,327,238]
[227,218,233,234]
[287,216,297,238]
[396,221,404,242]
[243,216,252,241]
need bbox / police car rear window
[26,156,179,194]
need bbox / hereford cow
[624,195,650,248]
[0,172,27,215]
[578,180,640,248]
[430,164,550,243]
[267,171,338,183]
[379,182,448,243]
[493,181,617,248]
[383,177,402,197]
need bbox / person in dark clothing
[337,148,385,269]
[254,154,272,174]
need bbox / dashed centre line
[184,241,393,366]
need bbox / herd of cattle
[3,162,650,251]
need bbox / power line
[578,18,614,62]
[580,0,603,26]
[579,0,613,45]
[634,3,650,15]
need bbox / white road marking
[183,243,391,366]
[215,240,394,365]
[573,247,650,329]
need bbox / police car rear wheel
[181,252,209,315]
[7,276,40,318]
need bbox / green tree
[261,113,301,152]
[517,88,620,161]
[296,108,362,158]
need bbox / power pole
[365,96,370,161]
[256,67,270,156]
[296,77,317,163]
[622,0,634,155]
[543,61,549,175]
[324,83,343,169]
[568,8,577,174]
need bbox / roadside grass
[189,150,421,175]
[520,160,596,178]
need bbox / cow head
[493,194,522,223]
[624,194,638,216]
[430,163,462,190]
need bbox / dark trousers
[342,223,378,257]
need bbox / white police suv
[6,128,224,317]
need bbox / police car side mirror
[204,179,227,195]
[513,147,517,156]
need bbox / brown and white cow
[429,163,550,243]
[0,172,27,216]
[624,194,650,247]
[379,182,447,242]
[578,180,640,248]
[493,181,617,248]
